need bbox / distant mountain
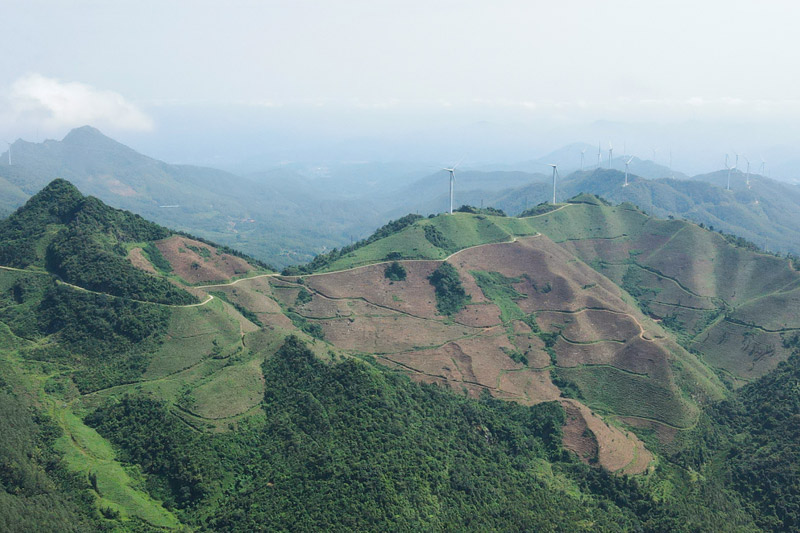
[465,168,800,255]
[0,127,387,267]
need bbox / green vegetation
[0,378,102,532]
[0,179,196,305]
[423,224,454,250]
[295,287,313,304]
[286,310,325,340]
[556,366,695,428]
[454,204,507,216]
[428,262,470,315]
[141,242,172,273]
[210,290,263,328]
[673,353,800,531]
[471,271,526,322]
[519,202,561,217]
[86,336,686,531]
[282,213,423,274]
[383,261,407,281]
[0,274,170,393]
[185,244,212,258]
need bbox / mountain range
[2,127,800,267]
[1,180,798,530]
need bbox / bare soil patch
[561,399,652,474]
[537,309,641,343]
[127,247,157,274]
[156,236,254,283]
[305,261,441,319]
[320,314,476,354]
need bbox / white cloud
[7,74,153,132]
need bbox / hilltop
[451,168,800,256]
[1,182,798,531]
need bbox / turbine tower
[624,156,634,187]
[608,141,613,169]
[580,148,586,171]
[743,156,750,188]
[596,142,602,168]
[442,166,458,214]
[549,164,558,204]
[725,154,736,191]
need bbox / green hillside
[471,168,800,256]
[0,181,797,531]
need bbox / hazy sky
[3,0,800,174]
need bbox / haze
[3,0,800,177]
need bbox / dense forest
[87,336,680,532]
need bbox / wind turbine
[580,148,586,171]
[549,164,558,204]
[725,154,736,191]
[624,156,634,187]
[742,156,750,188]
[596,142,602,168]
[442,164,459,214]
[608,141,613,169]
[651,147,659,162]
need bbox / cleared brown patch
[305,261,441,319]
[561,400,598,463]
[537,309,641,343]
[127,247,157,274]
[508,332,551,369]
[383,332,560,404]
[561,399,653,474]
[497,369,561,404]
[319,314,477,354]
[156,236,254,283]
[452,302,503,327]
[449,236,629,314]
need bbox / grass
[555,366,696,428]
[470,270,527,323]
[320,204,649,273]
[145,299,242,379]
[189,358,265,419]
[52,406,182,528]
[0,321,183,529]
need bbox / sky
[3,0,800,176]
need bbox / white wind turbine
[742,156,751,188]
[580,148,586,171]
[624,156,634,187]
[608,141,613,169]
[725,154,736,191]
[549,164,559,204]
[596,142,602,168]
[442,163,460,214]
